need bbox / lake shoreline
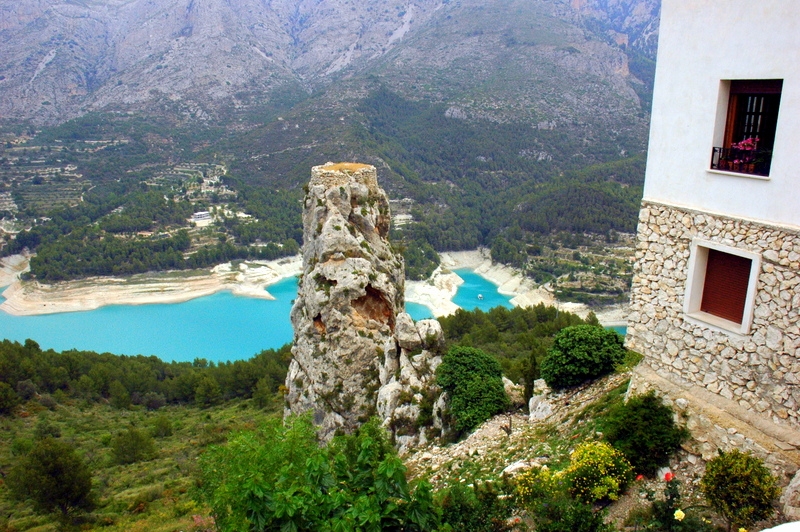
[0,255,304,316]
[0,250,628,326]
[403,249,628,326]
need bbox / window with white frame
[710,79,782,177]
[684,239,760,335]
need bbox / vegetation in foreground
[0,306,785,531]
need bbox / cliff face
[0,0,658,126]
[286,163,444,445]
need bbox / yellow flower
[738,529,747,532]
[673,509,685,521]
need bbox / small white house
[626,0,800,497]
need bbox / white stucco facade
[643,0,800,229]
[627,0,800,497]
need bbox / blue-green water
[0,269,514,363]
[608,325,627,336]
[0,277,298,363]
[405,302,434,321]
[452,269,513,311]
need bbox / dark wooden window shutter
[700,249,752,324]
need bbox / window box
[710,147,771,176]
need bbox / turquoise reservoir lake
[452,269,514,311]
[0,270,512,363]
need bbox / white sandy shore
[404,248,629,325]
[405,248,560,317]
[1,250,629,325]
[0,255,303,316]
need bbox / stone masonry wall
[627,201,800,430]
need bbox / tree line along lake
[0,269,513,363]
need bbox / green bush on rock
[436,346,509,436]
[540,325,626,389]
[603,391,689,476]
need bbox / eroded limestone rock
[286,163,444,445]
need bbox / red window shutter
[701,249,752,324]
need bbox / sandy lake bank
[404,249,628,325]
[0,255,303,316]
[1,250,628,325]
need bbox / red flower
[636,474,644,481]
[664,472,675,482]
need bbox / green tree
[700,450,780,531]
[150,415,173,438]
[111,427,157,465]
[0,381,20,415]
[195,376,223,407]
[33,415,61,440]
[540,325,626,389]
[6,437,95,518]
[436,346,509,436]
[109,379,131,409]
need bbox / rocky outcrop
[286,163,444,445]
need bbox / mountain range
[0,0,659,128]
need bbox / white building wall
[643,0,800,229]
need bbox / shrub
[437,480,516,532]
[603,391,689,476]
[514,465,560,504]
[540,325,626,389]
[195,416,439,531]
[111,427,157,465]
[151,415,173,438]
[516,466,613,532]
[39,393,58,410]
[700,449,780,530]
[16,379,38,400]
[142,391,166,411]
[5,437,95,518]
[564,441,633,503]
[0,381,20,415]
[638,473,717,532]
[10,437,34,456]
[33,415,61,440]
[436,346,509,435]
[528,491,614,532]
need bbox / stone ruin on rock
[285,163,446,448]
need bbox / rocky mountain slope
[0,0,659,126]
